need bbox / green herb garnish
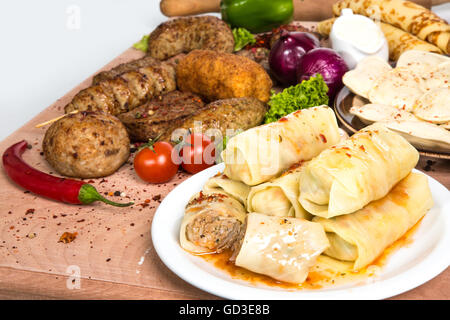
[232,28,256,51]
[264,74,329,123]
[133,34,149,52]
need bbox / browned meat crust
[235,47,271,77]
[176,50,273,103]
[162,97,268,142]
[64,58,176,116]
[42,112,130,179]
[92,55,186,84]
[147,16,234,60]
[92,56,161,84]
[117,91,205,142]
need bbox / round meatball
[43,112,130,178]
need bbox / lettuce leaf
[264,74,329,123]
[232,28,256,51]
[133,34,149,52]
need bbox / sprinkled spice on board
[59,232,78,244]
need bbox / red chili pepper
[2,140,133,207]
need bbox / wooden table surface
[0,43,449,300]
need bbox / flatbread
[380,120,450,152]
[413,87,450,124]
[396,50,449,76]
[420,61,450,92]
[367,67,423,112]
[343,56,392,99]
[350,103,419,125]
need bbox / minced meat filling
[185,211,242,253]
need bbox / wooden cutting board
[0,22,449,300]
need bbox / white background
[0,0,449,141]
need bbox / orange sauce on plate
[195,217,424,290]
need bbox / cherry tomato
[180,134,216,174]
[134,141,179,183]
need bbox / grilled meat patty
[177,50,273,103]
[162,97,268,142]
[117,91,205,142]
[92,55,185,84]
[147,16,234,60]
[64,57,176,116]
[43,112,130,179]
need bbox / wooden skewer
[35,110,79,128]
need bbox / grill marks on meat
[147,16,234,60]
[117,91,205,141]
[93,56,162,84]
[161,97,268,142]
[64,57,176,116]
[185,211,243,253]
[118,94,267,143]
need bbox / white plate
[151,163,450,300]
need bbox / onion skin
[296,48,349,99]
[269,32,320,85]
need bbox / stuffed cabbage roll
[180,192,246,254]
[235,213,329,284]
[313,173,433,270]
[246,162,310,219]
[221,106,341,186]
[299,123,419,218]
[203,173,250,206]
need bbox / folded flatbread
[419,61,450,92]
[180,192,246,254]
[396,50,449,75]
[299,123,419,218]
[380,120,450,153]
[222,106,341,186]
[367,67,423,112]
[313,172,433,270]
[343,56,392,99]
[235,213,330,284]
[246,162,310,219]
[350,103,419,125]
[413,87,450,124]
[332,0,450,54]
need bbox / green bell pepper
[221,0,294,34]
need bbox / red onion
[269,32,320,85]
[297,48,349,98]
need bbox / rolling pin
[160,0,433,21]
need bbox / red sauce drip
[195,218,424,290]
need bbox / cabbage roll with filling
[246,162,310,219]
[313,172,433,270]
[203,173,250,206]
[234,213,330,284]
[299,123,419,218]
[221,106,341,186]
[180,192,246,254]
